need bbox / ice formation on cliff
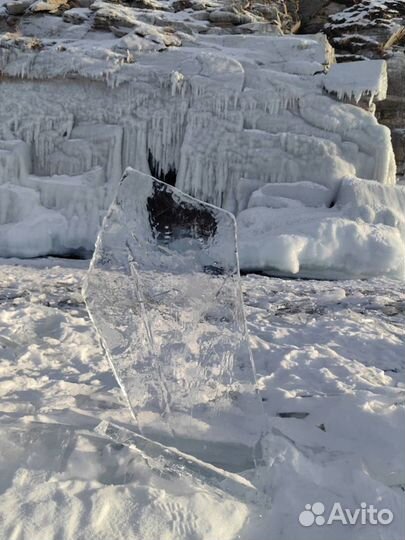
[323,59,388,105]
[83,169,265,469]
[0,27,402,278]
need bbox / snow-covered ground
[0,259,404,539]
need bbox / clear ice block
[83,169,264,471]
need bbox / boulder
[6,0,33,15]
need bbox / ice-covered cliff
[299,0,405,179]
[0,1,403,278]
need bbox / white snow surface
[0,28,401,279]
[0,260,404,539]
[337,176,405,232]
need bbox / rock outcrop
[0,0,300,44]
[324,0,405,62]
[299,0,405,179]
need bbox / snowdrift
[237,178,405,279]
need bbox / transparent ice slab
[83,169,265,471]
[95,420,258,502]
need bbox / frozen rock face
[321,0,405,174]
[377,50,405,178]
[0,0,300,42]
[298,0,345,35]
[301,1,405,179]
[83,169,265,469]
[323,0,405,62]
[0,31,399,276]
[0,6,401,278]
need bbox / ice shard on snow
[83,169,264,470]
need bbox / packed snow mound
[0,183,68,257]
[337,176,405,233]
[0,169,103,257]
[237,176,405,279]
[237,177,404,278]
[238,206,405,279]
[83,169,265,469]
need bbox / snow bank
[337,176,405,233]
[236,176,405,279]
[237,205,405,279]
[0,183,67,257]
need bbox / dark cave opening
[148,149,177,187]
[146,183,218,244]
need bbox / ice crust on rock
[247,181,334,209]
[0,30,401,279]
[83,168,265,470]
[323,59,388,105]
